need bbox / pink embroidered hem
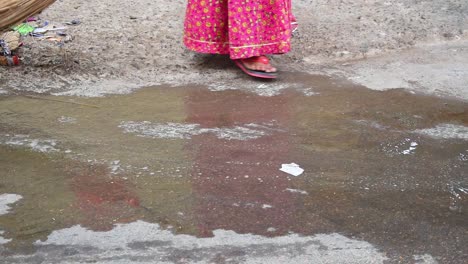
[184,0,292,60]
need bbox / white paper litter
[285,188,308,195]
[280,163,304,177]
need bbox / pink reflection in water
[186,89,299,236]
[70,165,141,231]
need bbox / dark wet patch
[0,72,467,262]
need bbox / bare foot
[242,56,277,73]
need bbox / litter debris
[0,31,21,66]
[0,55,19,66]
[280,163,304,177]
[285,188,308,195]
[33,25,67,34]
[65,19,81,25]
[1,16,79,66]
[13,23,35,35]
[31,22,72,43]
[0,31,20,51]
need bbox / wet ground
[0,73,467,263]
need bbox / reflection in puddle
[449,183,468,213]
[185,88,295,237]
[414,123,468,140]
[57,116,77,124]
[0,134,59,153]
[0,73,467,262]
[69,164,143,231]
[119,121,279,140]
[381,138,420,156]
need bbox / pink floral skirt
[184,0,293,60]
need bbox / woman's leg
[183,0,292,78]
[228,0,292,78]
[183,0,230,55]
[227,0,292,60]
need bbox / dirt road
[0,0,467,99]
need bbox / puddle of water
[0,134,59,153]
[414,124,468,140]
[118,121,277,140]
[0,73,467,262]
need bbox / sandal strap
[242,56,270,65]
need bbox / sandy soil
[0,0,467,99]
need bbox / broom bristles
[1,0,57,32]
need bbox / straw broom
[0,0,57,32]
